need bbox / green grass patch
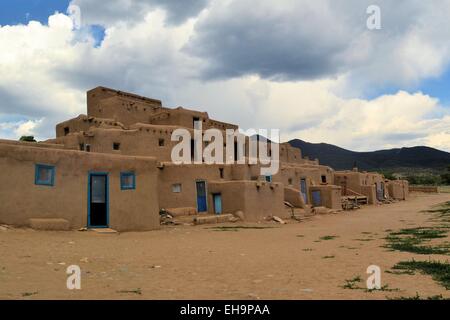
[322,255,335,259]
[392,260,450,289]
[320,235,339,241]
[341,276,362,290]
[389,293,448,300]
[116,288,142,295]
[365,284,399,293]
[21,292,38,297]
[384,227,450,255]
[424,201,450,217]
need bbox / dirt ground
[1,193,449,300]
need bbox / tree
[19,136,36,142]
[441,165,450,185]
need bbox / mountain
[288,139,450,171]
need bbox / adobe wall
[284,186,306,208]
[87,87,164,126]
[0,139,65,150]
[309,185,342,210]
[157,163,260,211]
[334,170,388,203]
[387,180,409,200]
[55,114,124,138]
[208,180,286,221]
[0,141,160,231]
[273,164,334,205]
[147,107,241,131]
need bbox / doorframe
[195,179,208,213]
[300,177,308,204]
[87,171,110,228]
[212,193,222,215]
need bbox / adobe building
[0,86,409,231]
[334,168,409,204]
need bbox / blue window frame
[265,175,272,183]
[120,172,136,190]
[35,164,55,186]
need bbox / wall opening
[172,183,182,193]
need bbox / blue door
[196,181,207,212]
[312,190,321,207]
[300,178,308,204]
[88,172,109,228]
[213,193,222,214]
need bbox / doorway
[300,178,308,204]
[88,172,109,228]
[312,190,322,207]
[213,193,222,215]
[196,180,207,212]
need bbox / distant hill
[288,139,450,171]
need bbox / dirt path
[1,193,449,300]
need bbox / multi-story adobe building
[0,87,409,231]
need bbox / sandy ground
[1,193,449,300]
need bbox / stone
[272,216,286,224]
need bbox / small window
[120,172,135,190]
[321,175,327,183]
[172,184,182,193]
[35,164,55,186]
[265,175,272,183]
[158,138,165,147]
[86,144,91,152]
[113,142,120,150]
[288,178,293,185]
[79,143,85,151]
[219,168,224,179]
[64,127,69,136]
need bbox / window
[172,184,182,193]
[120,172,135,190]
[35,164,55,186]
[158,138,165,147]
[79,143,85,151]
[321,175,327,183]
[288,178,293,185]
[219,168,224,179]
[113,142,120,150]
[64,127,69,136]
[86,144,91,152]
[265,175,272,183]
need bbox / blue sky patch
[0,0,71,26]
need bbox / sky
[0,0,449,152]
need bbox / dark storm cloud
[184,0,359,81]
[70,0,210,26]
[183,0,432,81]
